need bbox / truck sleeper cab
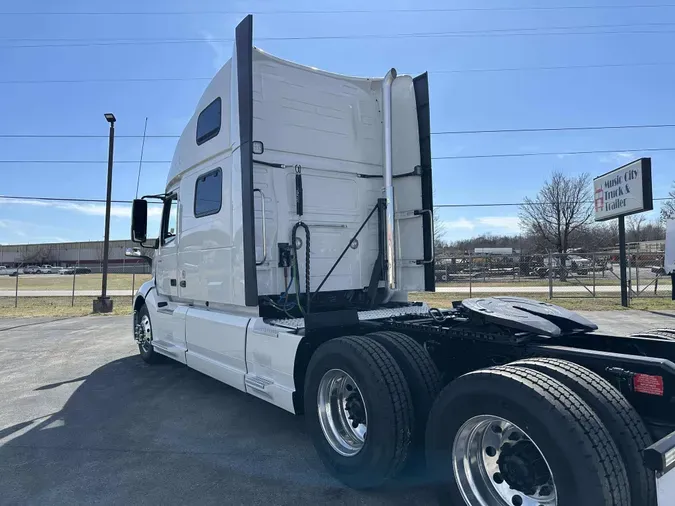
[129,15,675,506]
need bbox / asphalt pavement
[1,312,674,505]
[0,316,433,505]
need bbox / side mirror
[131,199,148,243]
[125,247,153,267]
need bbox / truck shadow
[1,355,436,505]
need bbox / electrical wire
[0,160,171,163]
[434,147,675,160]
[5,21,675,43]
[3,145,675,163]
[5,122,675,139]
[6,25,675,48]
[0,194,670,208]
[3,61,675,84]
[0,195,162,204]
[4,5,675,15]
[432,123,675,135]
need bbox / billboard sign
[593,158,653,221]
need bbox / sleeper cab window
[196,97,221,145]
[194,168,222,218]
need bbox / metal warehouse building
[0,240,152,273]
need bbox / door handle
[180,280,186,288]
[414,209,435,265]
[170,279,177,286]
[253,188,267,266]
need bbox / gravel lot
[0,312,674,505]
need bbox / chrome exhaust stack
[382,68,397,301]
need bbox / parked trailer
[127,16,674,506]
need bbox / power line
[3,5,675,15]
[5,26,675,49]
[0,77,212,84]
[5,21,675,44]
[431,61,675,73]
[2,146,675,163]
[0,195,135,204]
[2,61,674,85]
[434,147,675,160]
[0,134,179,138]
[0,160,171,164]
[4,122,675,140]
[0,194,670,208]
[433,123,675,135]
[436,198,672,208]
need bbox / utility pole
[94,113,116,313]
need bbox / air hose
[292,222,311,315]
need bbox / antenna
[135,117,148,198]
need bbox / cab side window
[196,97,221,145]
[162,196,178,245]
[194,168,222,218]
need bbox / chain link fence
[434,250,671,302]
[0,270,153,310]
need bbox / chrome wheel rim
[317,369,368,457]
[453,415,557,506]
[139,314,152,352]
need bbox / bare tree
[433,208,448,251]
[627,215,647,242]
[519,171,594,254]
[661,182,675,221]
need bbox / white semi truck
[128,16,675,506]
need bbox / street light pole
[94,113,116,313]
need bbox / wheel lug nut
[493,472,504,484]
[491,424,502,434]
[512,496,523,506]
[485,446,497,457]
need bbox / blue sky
[0,0,674,244]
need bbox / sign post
[593,158,653,307]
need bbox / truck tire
[136,304,163,364]
[631,328,675,340]
[366,331,441,469]
[426,365,629,506]
[304,335,414,489]
[512,358,655,506]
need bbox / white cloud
[443,218,475,230]
[475,216,521,233]
[439,215,522,242]
[0,218,73,243]
[202,30,229,72]
[441,216,521,233]
[599,151,636,164]
[0,198,163,218]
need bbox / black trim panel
[235,15,258,307]
[413,72,435,291]
[643,430,675,473]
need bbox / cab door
[155,193,179,298]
